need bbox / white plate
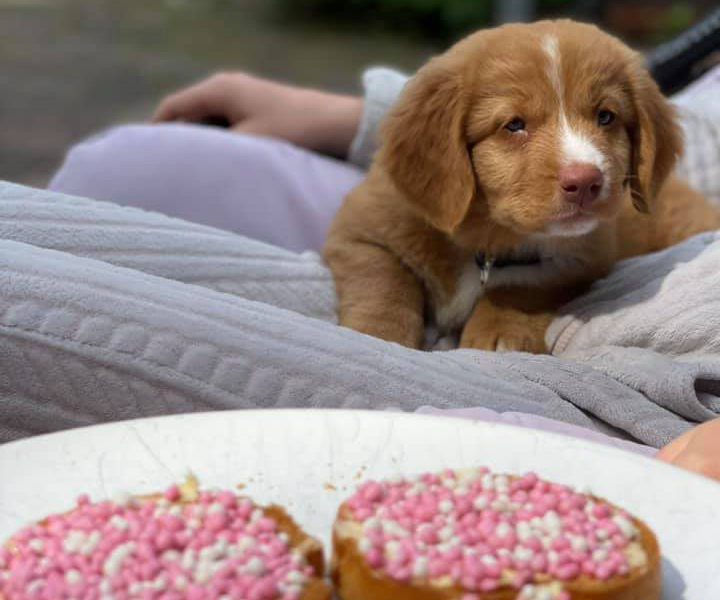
[1,410,719,598]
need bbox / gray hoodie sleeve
[347,68,410,169]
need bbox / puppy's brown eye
[597,110,615,126]
[505,118,526,132]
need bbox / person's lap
[49,123,364,253]
[44,123,663,454]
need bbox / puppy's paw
[459,326,547,353]
[459,305,551,354]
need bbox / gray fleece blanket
[1,181,719,447]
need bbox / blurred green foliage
[273,0,576,41]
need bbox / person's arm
[153,72,363,158]
[657,418,720,481]
[152,69,409,166]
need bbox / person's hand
[153,72,363,158]
[657,418,720,482]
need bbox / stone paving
[1,0,434,187]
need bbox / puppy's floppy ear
[380,57,474,233]
[627,63,683,213]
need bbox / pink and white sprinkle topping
[344,468,643,594]
[0,485,314,600]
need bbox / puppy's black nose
[560,164,603,208]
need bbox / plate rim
[3,408,718,494]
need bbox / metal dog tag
[475,252,495,286]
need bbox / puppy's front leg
[325,241,425,349]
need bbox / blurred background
[1,0,717,187]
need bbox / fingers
[657,419,720,482]
[152,74,241,124]
[656,427,692,463]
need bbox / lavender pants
[48,123,653,456]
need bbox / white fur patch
[543,216,599,237]
[436,262,486,330]
[542,34,607,175]
[542,35,562,96]
[559,115,606,171]
[435,246,591,332]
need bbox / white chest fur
[433,250,585,332]
[435,261,486,330]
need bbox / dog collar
[475,251,542,284]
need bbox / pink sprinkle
[164,485,181,502]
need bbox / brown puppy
[324,19,720,352]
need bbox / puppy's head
[380,20,682,240]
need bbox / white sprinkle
[385,541,402,561]
[514,546,534,562]
[103,542,136,577]
[65,570,82,585]
[413,556,429,578]
[407,483,427,496]
[244,557,265,576]
[593,548,609,562]
[81,530,102,555]
[162,550,181,562]
[208,502,225,515]
[438,526,454,542]
[285,570,306,585]
[473,495,489,511]
[63,530,86,554]
[613,515,637,538]
[181,549,196,571]
[495,522,512,538]
[237,536,256,553]
[358,538,373,554]
[28,539,44,552]
[544,511,561,530]
[491,497,511,513]
[517,522,533,541]
[570,536,588,552]
[439,500,454,514]
[494,475,510,492]
[110,515,129,531]
[481,554,498,566]
[383,521,409,538]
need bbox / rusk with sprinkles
[0,477,331,600]
[331,468,661,600]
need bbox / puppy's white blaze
[436,262,485,330]
[560,115,606,171]
[542,33,608,186]
[542,35,562,97]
